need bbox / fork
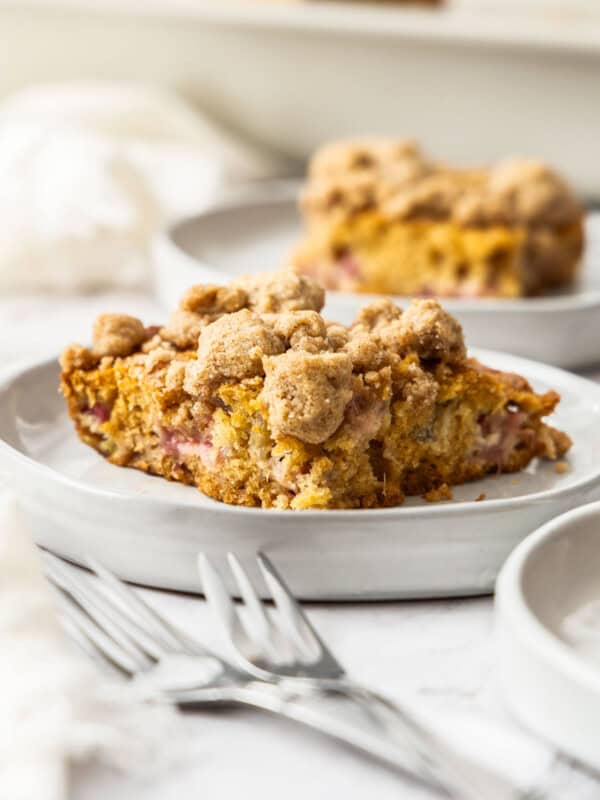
[42,551,471,796]
[199,551,540,800]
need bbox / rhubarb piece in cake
[60,270,571,509]
[292,138,584,298]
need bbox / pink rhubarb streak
[84,402,112,423]
[160,426,221,470]
[475,409,527,469]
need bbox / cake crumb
[344,330,391,372]
[423,483,453,502]
[59,344,98,372]
[92,314,146,358]
[475,493,487,502]
[184,309,285,394]
[325,323,350,351]
[389,299,466,364]
[144,347,175,374]
[555,460,569,475]
[262,350,353,444]
[161,310,207,349]
[353,299,402,333]
[233,270,325,313]
[262,310,327,349]
[179,284,247,315]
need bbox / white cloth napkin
[0,82,287,293]
[0,493,181,800]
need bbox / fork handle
[178,682,451,796]
[292,677,532,800]
[177,682,529,799]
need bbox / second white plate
[153,184,600,369]
[496,500,600,771]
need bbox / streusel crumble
[61,270,571,509]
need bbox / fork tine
[52,586,144,675]
[227,553,272,640]
[44,553,159,664]
[257,552,344,673]
[227,553,294,664]
[87,556,205,656]
[61,613,126,680]
[198,554,259,657]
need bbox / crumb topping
[92,314,146,358]
[161,310,207,349]
[140,333,168,354]
[164,359,187,394]
[262,310,327,349]
[487,159,580,227]
[310,137,420,178]
[144,347,175,374]
[302,138,582,228]
[383,299,466,364]
[61,272,472,444]
[397,361,439,412]
[233,270,325,313]
[353,298,402,333]
[179,284,247,315]
[325,322,350,351]
[344,331,392,372]
[59,344,97,372]
[184,309,285,394]
[262,350,353,444]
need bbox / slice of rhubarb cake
[293,138,584,298]
[60,270,571,509]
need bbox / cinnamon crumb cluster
[60,269,466,445]
[302,137,582,228]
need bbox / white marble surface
[2,291,600,799]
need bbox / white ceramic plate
[153,186,600,369]
[1,353,600,600]
[4,2,600,196]
[496,500,600,772]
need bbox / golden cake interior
[60,271,571,510]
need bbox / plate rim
[1,353,599,520]
[160,187,600,316]
[496,499,600,696]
